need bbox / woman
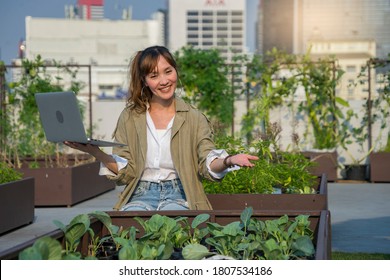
[65,45,258,211]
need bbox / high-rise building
[257,0,390,101]
[79,0,104,20]
[65,0,105,20]
[258,0,390,59]
[169,0,247,62]
[261,0,294,54]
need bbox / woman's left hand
[230,154,259,168]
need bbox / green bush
[0,162,23,184]
[204,151,317,194]
[3,55,84,168]
[204,125,318,195]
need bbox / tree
[174,46,233,134]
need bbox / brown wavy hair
[127,46,178,113]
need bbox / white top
[141,110,177,182]
[99,111,236,181]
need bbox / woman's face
[144,55,177,102]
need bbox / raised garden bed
[0,177,35,235]
[302,151,338,182]
[207,174,328,211]
[103,210,331,260]
[370,152,390,183]
[20,161,115,207]
[0,209,331,260]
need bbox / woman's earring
[141,86,145,98]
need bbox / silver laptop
[35,91,126,147]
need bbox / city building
[24,14,164,99]
[258,0,390,100]
[168,0,247,62]
[168,0,251,134]
[258,0,390,59]
[299,0,390,59]
[310,40,376,101]
[260,0,294,54]
[65,0,105,20]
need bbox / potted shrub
[339,86,374,181]
[340,126,373,181]
[16,208,330,260]
[0,162,34,235]
[367,57,390,182]
[288,54,352,182]
[2,56,115,206]
[239,49,351,181]
[341,56,390,182]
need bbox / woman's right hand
[63,141,101,156]
[64,141,119,174]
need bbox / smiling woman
[64,45,258,212]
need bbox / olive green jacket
[108,97,218,210]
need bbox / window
[187,11,198,16]
[217,11,227,16]
[346,65,356,73]
[202,26,213,31]
[188,41,199,46]
[347,79,354,96]
[202,18,213,24]
[217,33,228,38]
[99,85,114,90]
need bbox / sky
[0,0,257,65]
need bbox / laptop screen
[35,91,89,143]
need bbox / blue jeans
[120,178,189,211]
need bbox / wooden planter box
[0,210,331,260]
[370,152,390,182]
[207,174,328,211]
[20,161,115,207]
[343,164,368,181]
[302,151,338,182]
[0,177,35,235]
